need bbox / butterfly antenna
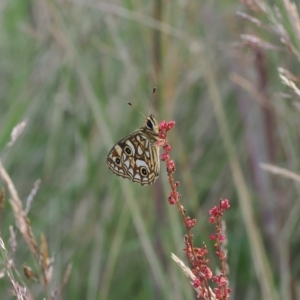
[149,87,156,115]
[127,102,146,119]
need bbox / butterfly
[106,114,161,185]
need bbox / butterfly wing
[106,130,160,185]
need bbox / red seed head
[204,267,212,279]
[159,121,167,130]
[219,234,225,243]
[210,234,216,240]
[168,196,176,205]
[209,216,216,224]
[161,153,170,161]
[209,206,219,217]
[163,144,172,152]
[159,132,166,139]
[220,199,230,211]
[193,278,201,288]
[166,121,175,130]
[167,160,175,172]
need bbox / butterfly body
[106,115,161,185]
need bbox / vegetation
[1,0,300,299]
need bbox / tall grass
[1,0,300,299]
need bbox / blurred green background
[1,0,300,299]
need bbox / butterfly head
[145,114,159,134]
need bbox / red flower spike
[160,117,231,299]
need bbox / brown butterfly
[106,114,161,185]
